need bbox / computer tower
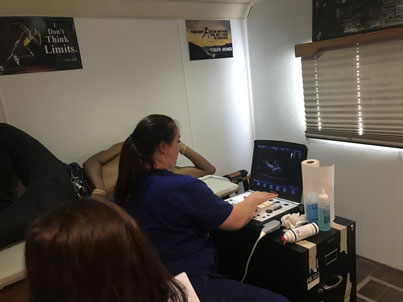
[212,216,356,302]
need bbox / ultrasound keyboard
[225,191,300,227]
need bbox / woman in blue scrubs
[115,114,288,302]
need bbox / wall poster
[313,0,403,41]
[0,17,82,75]
[186,20,233,61]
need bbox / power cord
[240,220,281,283]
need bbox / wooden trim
[295,27,403,58]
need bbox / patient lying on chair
[0,122,215,249]
[83,140,216,201]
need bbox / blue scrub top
[123,169,233,277]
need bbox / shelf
[295,27,403,58]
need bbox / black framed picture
[313,0,403,41]
[0,17,82,75]
[186,20,233,61]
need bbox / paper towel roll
[302,159,320,168]
[302,159,335,221]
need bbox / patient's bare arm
[173,142,216,178]
[83,142,123,200]
[84,140,214,200]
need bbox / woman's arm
[172,142,216,178]
[218,191,278,231]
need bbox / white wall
[4,0,402,270]
[248,0,403,270]
[0,18,254,176]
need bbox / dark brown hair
[114,114,177,204]
[25,199,187,302]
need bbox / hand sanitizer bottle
[318,189,331,231]
[305,192,318,225]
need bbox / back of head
[115,114,178,204]
[25,199,186,302]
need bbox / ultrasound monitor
[249,140,307,203]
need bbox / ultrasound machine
[225,140,307,227]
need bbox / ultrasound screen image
[249,143,306,201]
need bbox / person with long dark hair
[83,138,215,201]
[114,114,288,302]
[25,198,187,302]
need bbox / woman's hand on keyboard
[219,191,278,230]
[245,191,278,205]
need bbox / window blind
[301,38,403,148]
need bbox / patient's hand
[89,193,109,202]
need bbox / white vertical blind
[301,38,403,148]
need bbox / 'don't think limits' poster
[186,20,233,61]
[0,17,82,75]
